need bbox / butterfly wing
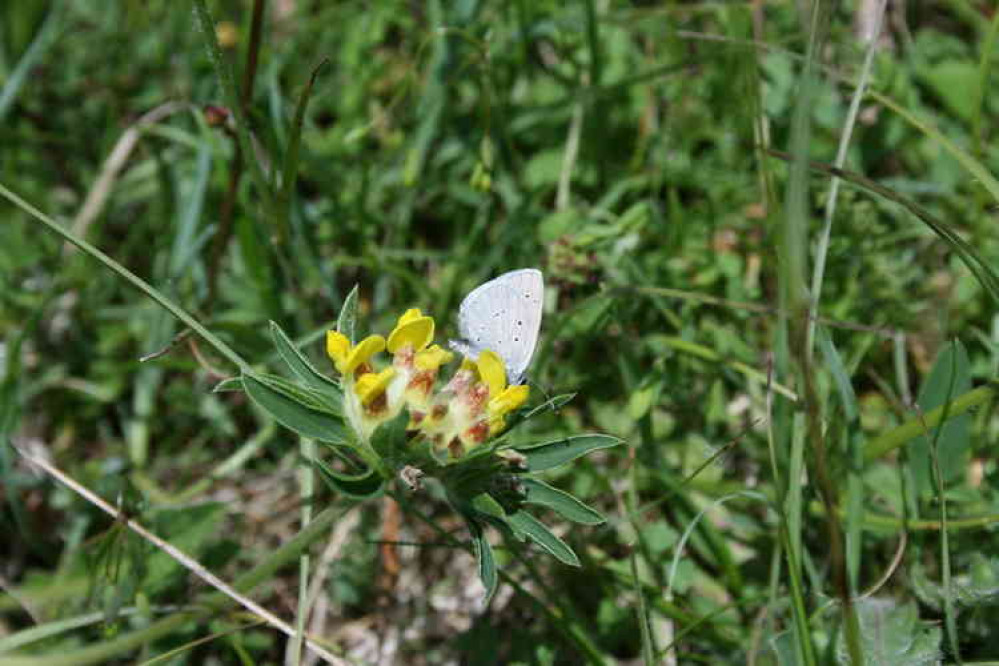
[455,268,543,385]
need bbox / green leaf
[918,60,979,123]
[523,393,576,419]
[816,326,858,422]
[212,377,244,393]
[837,599,940,665]
[337,285,360,344]
[501,393,577,435]
[243,374,349,445]
[468,519,498,603]
[506,511,580,566]
[268,320,343,415]
[0,3,63,122]
[471,493,507,521]
[908,340,971,498]
[520,478,605,525]
[277,59,327,223]
[311,456,385,499]
[518,434,623,472]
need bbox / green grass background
[4,0,999,664]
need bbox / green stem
[289,437,315,666]
[864,386,994,461]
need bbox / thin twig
[139,330,193,363]
[857,530,907,600]
[13,444,347,666]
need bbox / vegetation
[4,1,999,664]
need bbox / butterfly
[449,269,544,386]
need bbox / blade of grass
[864,385,993,461]
[807,0,887,359]
[629,549,656,666]
[675,29,999,207]
[778,0,859,659]
[768,151,999,306]
[927,348,961,662]
[137,620,266,666]
[971,8,999,162]
[0,2,62,121]
[277,59,328,222]
[866,88,999,206]
[0,607,190,654]
[0,182,249,372]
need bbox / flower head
[325,307,527,459]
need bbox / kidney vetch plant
[222,281,621,598]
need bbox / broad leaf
[337,284,360,344]
[518,434,623,472]
[836,599,940,666]
[311,456,385,499]
[268,320,342,415]
[520,478,605,525]
[471,492,507,521]
[243,374,349,445]
[468,518,498,603]
[908,340,971,498]
[501,393,576,436]
[506,511,580,566]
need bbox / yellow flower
[326,331,386,375]
[474,350,507,398]
[415,344,453,371]
[355,367,397,407]
[465,349,530,436]
[488,384,530,434]
[387,308,434,354]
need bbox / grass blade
[768,151,999,305]
[0,182,249,372]
[0,3,62,121]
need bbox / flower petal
[344,335,386,374]
[387,315,435,353]
[476,349,507,398]
[397,308,425,327]
[355,367,396,406]
[489,384,529,418]
[415,344,454,371]
[326,331,351,372]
